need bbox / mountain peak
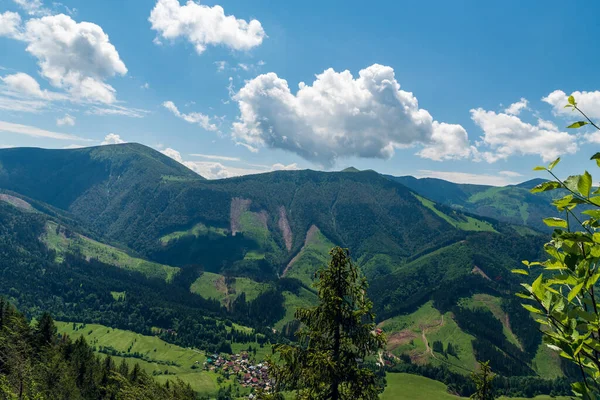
[513,178,548,189]
[341,167,360,173]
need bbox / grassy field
[459,294,521,349]
[381,373,573,400]
[159,222,227,245]
[285,226,335,287]
[414,194,496,232]
[55,321,234,396]
[42,221,179,282]
[190,271,270,305]
[379,302,477,374]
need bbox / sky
[0,0,599,185]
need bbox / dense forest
[0,298,196,399]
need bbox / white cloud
[0,145,16,149]
[416,170,516,186]
[504,98,528,115]
[271,163,299,171]
[215,61,227,72]
[63,143,84,149]
[233,64,471,167]
[584,132,600,144]
[56,114,75,126]
[149,0,266,54]
[1,72,65,100]
[12,0,49,16]
[0,120,88,140]
[86,105,149,118]
[470,108,577,162]
[499,170,523,177]
[101,133,125,145]
[163,101,218,131]
[189,153,240,161]
[238,63,249,71]
[543,89,600,120]
[0,96,48,112]
[0,11,22,38]
[15,14,127,104]
[417,122,475,161]
[141,82,150,89]
[162,147,297,179]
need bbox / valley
[0,144,578,398]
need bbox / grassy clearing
[414,194,496,233]
[380,302,477,374]
[190,271,227,301]
[459,294,521,349]
[382,373,572,400]
[42,221,179,282]
[55,321,234,395]
[532,338,563,379]
[110,291,125,301]
[190,272,270,305]
[159,222,227,245]
[382,373,461,400]
[274,288,318,331]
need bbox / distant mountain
[388,175,562,232]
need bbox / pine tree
[269,247,386,400]
[470,361,496,400]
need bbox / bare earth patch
[230,198,251,235]
[0,194,33,211]
[278,206,293,251]
[387,330,418,350]
[472,265,491,280]
[283,225,320,277]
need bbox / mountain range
[0,143,570,389]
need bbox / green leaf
[567,121,589,129]
[568,282,585,302]
[522,304,544,315]
[533,166,546,171]
[512,269,529,276]
[583,210,600,219]
[516,292,533,300]
[564,175,581,194]
[531,181,561,194]
[579,171,592,198]
[532,274,544,297]
[548,158,561,171]
[543,217,568,228]
[592,152,600,168]
[568,95,576,105]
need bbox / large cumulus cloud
[232,64,471,167]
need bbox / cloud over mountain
[232,64,472,167]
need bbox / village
[203,352,273,393]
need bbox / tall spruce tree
[269,247,386,400]
[470,361,496,400]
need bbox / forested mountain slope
[0,144,493,282]
[389,175,562,232]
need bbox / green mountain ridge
[388,175,570,232]
[0,143,574,390]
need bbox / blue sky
[0,0,598,184]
